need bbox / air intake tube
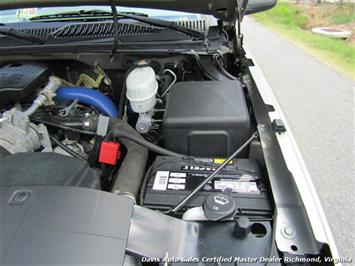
[55,87,119,117]
[106,120,149,200]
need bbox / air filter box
[163,80,250,157]
[0,63,48,106]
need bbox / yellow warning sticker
[213,158,234,164]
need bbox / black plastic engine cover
[0,152,100,189]
[162,80,250,157]
[0,62,48,106]
[0,186,133,265]
[142,156,271,216]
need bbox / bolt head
[234,217,251,238]
[281,225,296,239]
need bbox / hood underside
[0,0,244,22]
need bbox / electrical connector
[98,141,121,165]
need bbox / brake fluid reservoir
[126,66,158,113]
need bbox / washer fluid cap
[126,66,158,113]
[202,191,236,221]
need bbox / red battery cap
[99,141,121,165]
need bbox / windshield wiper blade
[0,26,44,44]
[116,11,205,39]
[29,10,148,21]
[30,9,204,40]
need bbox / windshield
[0,6,214,24]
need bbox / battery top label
[152,170,260,194]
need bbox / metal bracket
[243,73,321,255]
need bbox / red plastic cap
[99,141,121,165]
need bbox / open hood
[0,0,276,22]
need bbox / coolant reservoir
[126,66,158,113]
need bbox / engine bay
[0,0,338,262]
[0,56,270,221]
[0,49,335,266]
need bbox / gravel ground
[242,17,355,259]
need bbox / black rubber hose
[110,129,183,157]
[107,120,149,199]
[106,118,184,157]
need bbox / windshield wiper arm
[0,26,44,44]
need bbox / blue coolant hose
[55,87,119,117]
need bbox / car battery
[142,156,272,216]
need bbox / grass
[329,14,355,25]
[328,3,355,25]
[254,2,355,79]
